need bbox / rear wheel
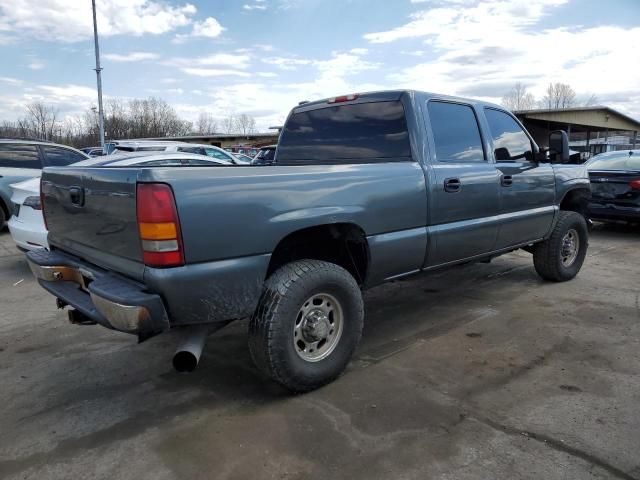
[533,211,588,281]
[248,259,364,392]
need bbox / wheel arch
[266,222,370,285]
[559,187,591,217]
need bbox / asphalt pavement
[0,224,638,480]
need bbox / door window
[0,144,41,169]
[427,102,485,162]
[484,109,534,162]
[42,146,86,166]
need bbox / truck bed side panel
[143,163,428,266]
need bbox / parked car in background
[81,146,105,157]
[109,141,240,164]
[7,177,47,250]
[72,151,233,168]
[225,145,259,157]
[252,144,277,165]
[170,143,239,164]
[0,139,88,229]
[587,150,640,224]
[233,153,253,164]
[6,151,231,251]
[110,140,191,153]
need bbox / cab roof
[293,89,505,113]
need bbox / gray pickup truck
[27,90,590,392]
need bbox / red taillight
[136,183,184,267]
[327,94,359,104]
[629,179,640,190]
[40,178,48,229]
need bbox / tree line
[0,97,258,148]
[501,82,598,111]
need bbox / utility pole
[91,0,105,148]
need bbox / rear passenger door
[424,101,501,266]
[483,108,556,249]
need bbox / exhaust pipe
[172,322,230,373]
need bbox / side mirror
[549,130,570,164]
[494,147,511,161]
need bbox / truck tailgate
[42,167,144,279]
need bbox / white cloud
[0,0,198,42]
[191,17,224,37]
[103,52,160,62]
[365,0,565,44]
[164,53,251,71]
[180,68,250,77]
[189,50,383,130]
[27,60,45,70]
[261,56,312,70]
[173,16,225,43]
[0,76,22,85]
[243,3,268,11]
[362,0,640,117]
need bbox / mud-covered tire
[533,211,588,282]
[248,260,364,392]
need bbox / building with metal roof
[515,106,639,156]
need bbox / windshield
[588,152,640,170]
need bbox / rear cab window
[0,144,41,169]
[427,101,485,162]
[277,100,411,165]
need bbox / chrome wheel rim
[294,293,343,362]
[561,228,580,267]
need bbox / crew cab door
[482,108,556,249]
[424,100,501,266]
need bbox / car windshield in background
[588,152,640,170]
[277,100,411,164]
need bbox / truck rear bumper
[26,249,170,341]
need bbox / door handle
[444,178,461,193]
[501,175,513,187]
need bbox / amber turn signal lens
[139,222,177,240]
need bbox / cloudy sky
[0,0,638,131]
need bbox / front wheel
[248,260,364,392]
[533,211,588,282]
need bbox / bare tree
[235,114,257,135]
[541,82,576,109]
[220,115,237,134]
[25,102,59,140]
[195,112,218,135]
[584,93,599,107]
[501,82,536,111]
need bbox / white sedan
[7,177,48,251]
